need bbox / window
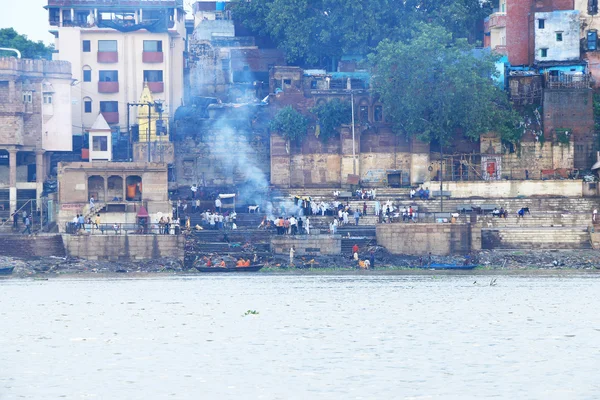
[538,19,545,29]
[22,91,32,103]
[82,40,91,52]
[556,32,563,42]
[221,59,230,71]
[588,30,598,51]
[92,136,108,151]
[84,100,92,113]
[98,40,117,52]
[143,40,162,52]
[43,94,52,104]
[590,0,599,15]
[359,105,369,122]
[540,48,548,58]
[143,70,163,82]
[374,105,383,122]
[83,69,92,82]
[99,70,118,82]
[100,101,118,112]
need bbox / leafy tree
[369,24,521,146]
[230,0,491,66]
[310,99,352,142]
[0,28,53,60]
[270,106,308,141]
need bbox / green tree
[230,0,491,66]
[270,106,308,141]
[0,28,53,59]
[310,99,352,142]
[369,24,521,146]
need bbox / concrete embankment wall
[0,234,66,258]
[62,234,185,261]
[376,224,474,256]
[271,235,341,256]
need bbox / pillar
[103,175,108,203]
[122,175,127,202]
[36,150,45,205]
[8,149,16,215]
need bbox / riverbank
[2,249,600,277]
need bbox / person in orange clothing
[244,259,251,267]
[205,258,213,267]
[236,258,245,267]
[219,259,226,268]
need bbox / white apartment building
[46,0,186,153]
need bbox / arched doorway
[125,175,142,201]
[88,175,105,202]
[107,175,123,201]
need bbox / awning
[218,194,236,199]
[137,206,149,218]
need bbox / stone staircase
[482,227,592,249]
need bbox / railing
[64,222,182,235]
[544,73,591,90]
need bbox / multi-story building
[0,57,73,214]
[46,0,186,158]
[484,0,575,65]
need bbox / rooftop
[47,0,183,8]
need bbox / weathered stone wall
[440,179,583,198]
[543,89,595,169]
[0,234,66,258]
[271,234,341,256]
[62,234,185,261]
[376,223,473,256]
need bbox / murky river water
[1,273,600,399]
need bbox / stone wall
[440,179,583,198]
[62,234,185,261]
[0,234,66,258]
[271,234,341,256]
[376,223,473,256]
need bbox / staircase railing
[0,199,35,228]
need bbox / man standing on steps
[352,243,359,260]
[215,196,222,213]
[22,216,31,235]
[22,209,27,225]
[12,211,18,229]
[89,196,95,213]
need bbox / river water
[1,273,600,399]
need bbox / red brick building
[506,0,574,66]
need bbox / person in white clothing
[215,197,222,213]
[305,217,310,235]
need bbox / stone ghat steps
[479,216,593,228]
[341,238,376,254]
[482,227,591,249]
[188,230,272,243]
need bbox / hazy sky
[0,0,53,43]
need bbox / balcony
[147,82,164,93]
[101,112,119,124]
[97,51,118,63]
[142,52,164,63]
[98,81,119,93]
[488,12,507,30]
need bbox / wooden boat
[421,263,477,270]
[0,266,15,275]
[195,264,264,273]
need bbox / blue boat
[422,263,477,270]
[0,267,14,275]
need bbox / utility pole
[126,104,131,161]
[350,91,356,175]
[147,102,152,162]
[440,143,444,212]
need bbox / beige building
[57,161,170,232]
[0,57,73,215]
[575,0,600,86]
[46,0,186,155]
